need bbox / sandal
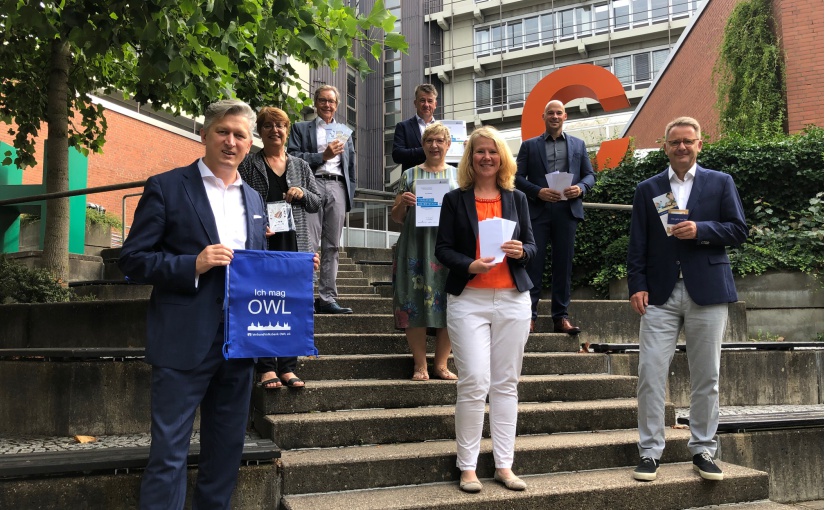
[256,372,282,389]
[433,367,458,380]
[280,373,305,389]
[411,366,429,381]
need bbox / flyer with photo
[652,192,678,236]
[415,179,450,227]
[267,201,295,233]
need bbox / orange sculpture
[520,64,632,170]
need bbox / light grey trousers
[307,178,346,306]
[637,281,728,460]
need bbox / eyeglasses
[316,98,338,105]
[261,123,288,131]
[666,138,699,148]
[424,138,447,146]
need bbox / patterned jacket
[238,151,321,253]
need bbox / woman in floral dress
[391,122,459,381]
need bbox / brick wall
[773,0,824,133]
[624,0,738,148]
[1,109,203,235]
[625,0,823,148]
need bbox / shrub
[0,256,73,304]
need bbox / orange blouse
[466,195,516,289]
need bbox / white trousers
[447,287,531,471]
[637,281,728,459]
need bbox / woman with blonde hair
[435,125,536,492]
[391,122,458,381]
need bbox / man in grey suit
[515,100,595,335]
[287,85,357,314]
[627,116,747,482]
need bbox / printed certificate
[415,178,450,227]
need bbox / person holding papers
[435,126,536,493]
[288,85,356,314]
[390,122,458,381]
[627,117,747,482]
[515,100,595,334]
[239,106,321,389]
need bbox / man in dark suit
[288,85,356,314]
[391,83,438,169]
[515,100,595,334]
[627,117,747,483]
[118,100,267,509]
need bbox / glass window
[384,113,400,126]
[651,0,669,21]
[508,21,524,50]
[524,70,541,95]
[632,0,649,25]
[492,77,506,107]
[634,52,651,82]
[614,55,632,86]
[560,9,575,39]
[541,13,555,43]
[507,74,524,105]
[384,100,401,114]
[475,28,490,56]
[476,80,492,109]
[384,60,400,74]
[384,85,399,102]
[594,3,610,33]
[525,17,540,47]
[614,0,630,29]
[491,25,504,53]
[672,0,689,17]
[577,5,592,35]
[652,48,669,75]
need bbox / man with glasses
[627,117,747,482]
[288,85,356,314]
[392,83,439,169]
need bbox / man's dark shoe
[553,317,581,335]
[633,457,660,481]
[316,301,353,314]
[529,319,535,333]
[693,452,724,480]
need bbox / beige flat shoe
[494,472,527,491]
[459,479,482,493]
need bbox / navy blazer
[287,118,357,212]
[392,116,426,169]
[435,188,537,295]
[515,133,595,221]
[118,162,267,370]
[627,166,748,306]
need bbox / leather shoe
[316,301,353,314]
[494,472,527,491]
[529,319,535,333]
[459,479,482,493]
[553,317,581,335]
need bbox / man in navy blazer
[119,100,267,509]
[392,83,439,169]
[288,85,356,314]
[627,117,747,483]
[515,100,595,334]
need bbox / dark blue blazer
[515,133,595,221]
[392,116,426,169]
[118,162,267,370]
[287,118,357,211]
[627,166,748,306]
[435,188,537,295]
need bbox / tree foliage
[0,0,407,280]
[714,0,786,138]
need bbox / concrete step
[256,398,672,449]
[281,462,769,510]
[313,333,580,355]
[688,502,802,509]
[280,428,694,495]
[316,277,369,287]
[252,374,637,414]
[325,285,378,295]
[291,352,608,380]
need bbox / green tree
[0,0,406,282]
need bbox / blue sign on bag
[223,250,318,359]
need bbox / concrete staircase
[0,248,779,509]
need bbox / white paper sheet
[267,201,295,232]
[415,179,450,227]
[478,217,517,263]
[440,120,467,164]
[544,171,575,201]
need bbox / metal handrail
[0,180,147,207]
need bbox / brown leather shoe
[553,317,581,335]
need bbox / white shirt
[668,163,697,210]
[416,115,436,136]
[198,159,247,250]
[316,118,343,176]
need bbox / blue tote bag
[223,250,317,359]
